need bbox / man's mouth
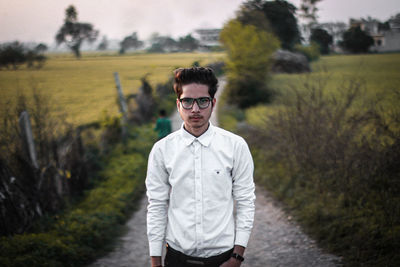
[190,116,202,120]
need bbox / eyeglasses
[179,97,213,110]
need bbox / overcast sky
[0,0,399,44]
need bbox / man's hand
[151,256,162,267]
[220,245,244,267]
[220,257,242,267]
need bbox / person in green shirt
[154,109,171,139]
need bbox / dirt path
[89,79,341,267]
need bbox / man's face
[177,83,216,136]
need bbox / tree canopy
[340,26,374,53]
[220,19,280,108]
[119,32,143,54]
[177,34,199,52]
[310,28,333,54]
[55,5,99,58]
[97,36,108,51]
[0,42,47,70]
[148,33,178,53]
[239,0,301,50]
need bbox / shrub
[294,42,320,62]
[244,75,400,266]
[0,124,154,266]
[0,42,47,70]
[0,87,87,236]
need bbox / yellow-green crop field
[0,52,225,126]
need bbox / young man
[146,67,255,267]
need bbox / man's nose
[191,101,200,112]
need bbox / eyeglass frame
[178,97,213,110]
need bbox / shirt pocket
[203,169,232,204]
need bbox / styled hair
[173,67,218,99]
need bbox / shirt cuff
[234,231,251,247]
[149,241,164,256]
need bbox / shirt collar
[180,122,215,147]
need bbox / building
[350,14,400,53]
[193,29,221,50]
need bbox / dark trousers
[165,245,233,267]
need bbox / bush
[0,87,88,236]
[244,75,400,266]
[0,124,154,266]
[0,42,47,70]
[294,42,320,62]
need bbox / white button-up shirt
[146,123,255,257]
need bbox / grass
[0,52,225,126]
[269,53,400,108]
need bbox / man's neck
[184,122,210,137]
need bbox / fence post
[113,72,128,140]
[19,111,39,169]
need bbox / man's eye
[183,99,193,104]
[199,98,209,104]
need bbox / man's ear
[176,98,180,111]
[212,98,216,108]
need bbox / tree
[55,5,99,58]
[240,0,301,50]
[147,33,177,53]
[0,42,25,69]
[177,34,199,51]
[220,19,280,108]
[310,27,333,54]
[119,32,143,54]
[298,0,323,44]
[35,43,48,54]
[236,1,272,33]
[299,0,322,23]
[318,22,347,45]
[97,36,108,51]
[0,42,47,70]
[340,26,374,53]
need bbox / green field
[273,53,400,103]
[247,53,400,127]
[0,52,225,126]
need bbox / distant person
[154,109,171,140]
[146,67,255,267]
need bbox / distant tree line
[0,42,47,70]
[3,2,394,63]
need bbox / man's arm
[232,139,256,249]
[146,145,170,263]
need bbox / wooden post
[113,72,128,140]
[19,111,39,169]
